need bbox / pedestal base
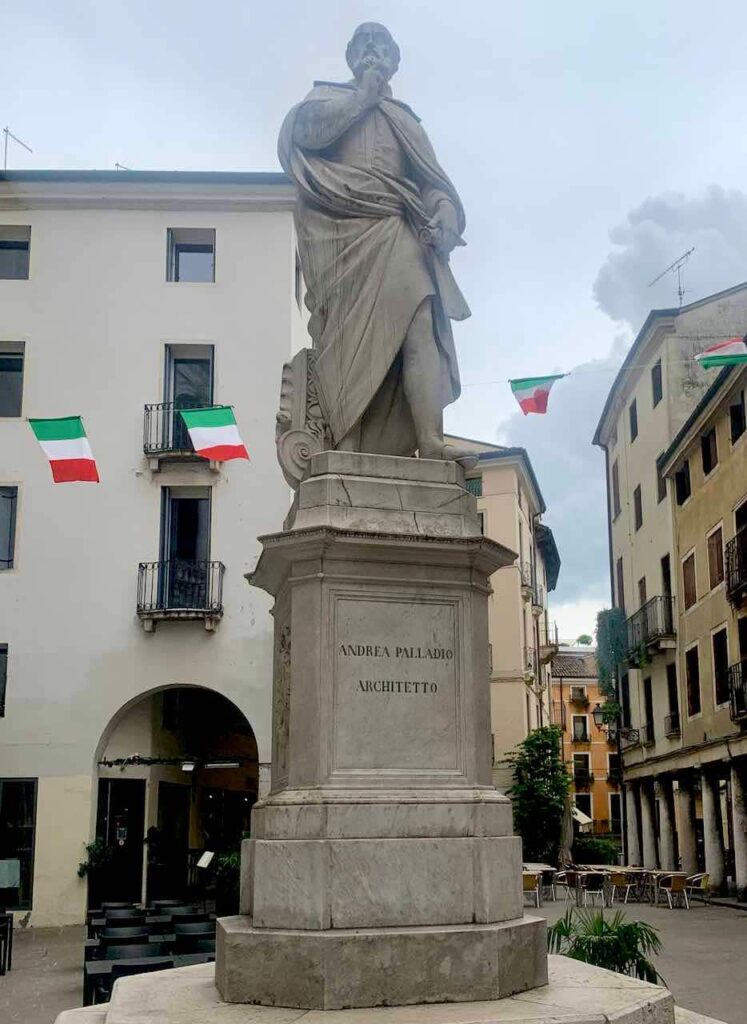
[216,915,546,1009]
[55,957,728,1024]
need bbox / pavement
[536,897,746,1024]
[0,904,744,1024]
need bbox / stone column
[624,782,642,865]
[639,779,658,868]
[675,773,699,875]
[702,768,726,894]
[257,763,272,801]
[654,777,676,870]
[730,759,747,902]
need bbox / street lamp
[591,704,639,743]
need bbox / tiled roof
[551,652,597,678]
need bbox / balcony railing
[538,621,559,664]
[626,595,676,665]
[137,559,225,631]
[569,688,589,707]
[640,721,655,746]
[523,646,538,679]
[726,529,747,607]
[143,402,224,466]
[532,584,544,613]
[464,476,482,497]
[607,767,622,784]
[573,769,594,788]
[729,660,747,722]
[664,713,681,738]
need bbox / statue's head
[346,23,400,82]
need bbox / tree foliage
[576,634,593,645]
[548,908,662,983]
[595,608,627,700]
[508,726,569,864]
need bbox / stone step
[57,956,690,1024]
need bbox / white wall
[0,187,303,923]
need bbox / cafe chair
[104,942,170,960]
[657,873,690,909]
[609,871,634,905]
[685,873,711,903]
[579,872,606,907]
[522,872,541,908]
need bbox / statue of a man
[279,23,473,461]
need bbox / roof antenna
[648,247,695,307]
[114,162,131,171]
[3,127,33,171]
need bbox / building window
[707,526,724,590]
[656,457,667,503]
[477,511,485,535]
[685,644,701,717]
[730,390,746,444]
[637,576,647,607]
[643,676,655,742]
[675,460,691,505]
[0,645,6,717]
[611,460,621,518]
[465,476,482,497]
[574,793,592,817]
[712,627,730,706]
[610,792,622,833]
[633,485,643,531]
[666,662,679,717]
[682,551,697,610]
[0,778,37,909]
[629,399,638,442]
[651,360,663,407]
[572,715,589,742]
[701,428,718,476]
[608,752,621,778]
[0,226,31,280]
[0,487,17,570]
[616,556,625,611]
[0,343,24,417]
[166,228,215,282]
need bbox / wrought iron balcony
[569,687,589,707]
[625,595,676,666]
[729,660,747,722]
[523,645,538,680]
[137,559,225,631]
[538,620,559,663]
[531,583,544,614]
[573,769,594,788]
[664,713,681,738]
[143,402,221,469]
[464,476,482,497]
[607,767,622,784]
[726,529,747,608]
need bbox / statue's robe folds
[278,82,471,454]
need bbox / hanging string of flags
[24,337,747,481]
[506,336,747,416]
[27,407,250,484]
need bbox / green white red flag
[509,374,565,415]
[694,337,747,369]
[29,416,99,482]
[179,406,249,461]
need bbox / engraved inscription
[334,597,458,772]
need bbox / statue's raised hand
[358,65,385,107]
[425,203,465,258]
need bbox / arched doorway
[91,686,258,908]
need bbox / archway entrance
[92,686,258,909]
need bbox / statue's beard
[353,53,393,79]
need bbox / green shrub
[572,835,620,865]
[548,908,662,983]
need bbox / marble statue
[278,22,474,467]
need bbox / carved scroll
[275,348,331,488]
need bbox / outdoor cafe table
[83,951,214,1005]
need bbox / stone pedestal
[216,452,546,1009]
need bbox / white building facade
[0,170,304,925]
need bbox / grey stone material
[217,916,547,1010]
[57,956,728,1023]
[249,835,522,930]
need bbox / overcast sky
[5,1,747,639]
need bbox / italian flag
[29,416,99,483]
[179,406,249,461]
[694,336,747,369]
[509,374,565,415]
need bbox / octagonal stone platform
[55,957,728,1024]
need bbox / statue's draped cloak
[278,82,470,453]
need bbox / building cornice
[0,169,295,212]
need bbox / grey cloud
[497,338,628,607]
[594,186,747,330]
